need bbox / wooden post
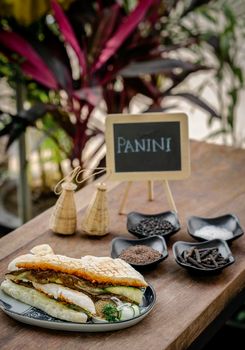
[163,180,177,212]
[148,181,154,201]
[118,181,132,215]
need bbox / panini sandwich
[1,245,147,323]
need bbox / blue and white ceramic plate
[0,285,156,332]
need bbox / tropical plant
[179,0,245,146]
[0,0,243,174]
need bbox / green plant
[0,0,243,176]
[178,0,245,146]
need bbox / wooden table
[0,141,245,350]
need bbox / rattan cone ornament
[49,182,77,235]
[82,183,109,236]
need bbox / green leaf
[223,3,236,28]
[220,34,230,61]
[120,59,205,77]
[205,128,229,139]
[237,310,245,322]
[123,0,138,13]
[228,88,238,106]
[168,92,221,119]
[199,10,216,23]
[227,99,235,129]
[227,110,233,128]
[0,103,59,149]
[181,0,213,18]
[232,67,244,86]
[207,115,213,127]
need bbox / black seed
[132,217,175,237]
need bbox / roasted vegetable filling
[6,269,144,304]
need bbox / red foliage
[0,0,219,165]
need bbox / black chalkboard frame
[105,112,190,181]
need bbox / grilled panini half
[2,245,147,323]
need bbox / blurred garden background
[0,0,245,344]
[0,0,244,230]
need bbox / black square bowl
[187,214,244,243]
[127,211,180,239]
[172,239,235,274]
[111,235,168,270]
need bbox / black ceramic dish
[111,235,168,270]
[187,214,244,243]
[127,211,180,239]
[172,239,235,274]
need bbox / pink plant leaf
[51,0,87,76]
[74,86,103,107]
[92,0,156,72]
[91,3,121,59]
[0,31,58,89]
[21,62,57,89]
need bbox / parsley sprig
[102,304,119,322]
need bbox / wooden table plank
[0,141,245,350]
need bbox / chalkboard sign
[105,113,190,181]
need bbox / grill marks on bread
[13,254,147,288]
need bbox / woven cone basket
[49,182,77,235]
[82,183,109,236]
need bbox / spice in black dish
[194,225,233,240]
[119,245,162,265]
[133,217,175,236]
[179,247,229,270]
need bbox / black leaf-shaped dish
[127,211,180,239]
[172,239,235,275]
[187,214,244,243]
[111,235,168,270]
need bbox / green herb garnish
[102,304,119,322]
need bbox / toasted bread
[1,280,88,323]
[30,244,54,256]
[9,252,147,288]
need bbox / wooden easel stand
[119,180,177,214]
